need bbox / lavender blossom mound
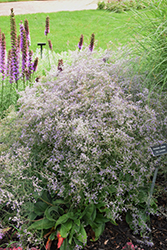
[0,48,166,245]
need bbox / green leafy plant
[25,191,116,249]
[105,0,147,13]
[97,1,106,10]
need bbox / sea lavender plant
[24,19,31,47]
[45,16,50,36]
[10,8,20,85]
[78,34,83,50]
[89,33,95,51]
[0,48,166,248]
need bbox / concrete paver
[0,0,99,16]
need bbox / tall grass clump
[98,0,148,12]
[0,47,166,249]
[131,0,167,90]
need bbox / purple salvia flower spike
[6,50,12,77]
[45,16,50,36]
[89,33,95,52]
[27,49,33,79]
[33,57,38,72]
[10,8,20,84]
[1,33,6,80]
[0,29,2,73]
[78,34,83,50]
[20,21,28,79]
[17,35,21,53]
[48,39,53,51]
[57,59,63,72]
[24,19,31,46]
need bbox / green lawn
[0,0,34,2]
[0,9,142,54]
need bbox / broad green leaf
[91,208,96,221]
[69,223,80,244]
[34,201,48,214]
[74,219,80,227]
[82,204,95,225]
[60,219,73,238]
[45,206,59,222]
[94,223,105,240]
[94,213,109,224]
[80,204,95,219]
[52,199,67,205]
[55,212,75,228]
[28,218,55,230]
[40,190,52,203]
[28,212,38,221]
[77,224,87,245]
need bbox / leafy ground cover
[0,1,167,250]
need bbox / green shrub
[105,0,147,13]
[97,1,106,9]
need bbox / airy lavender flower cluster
[0,48,166,246]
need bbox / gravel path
[0,0,99,16]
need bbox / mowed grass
[0,9,144,53]
[0,0,34,2]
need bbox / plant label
[151,143,167,156]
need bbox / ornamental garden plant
[0,1,167,250]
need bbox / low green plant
[24,190,116,249]
[104,0,147,13]
[97,1,106,10]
